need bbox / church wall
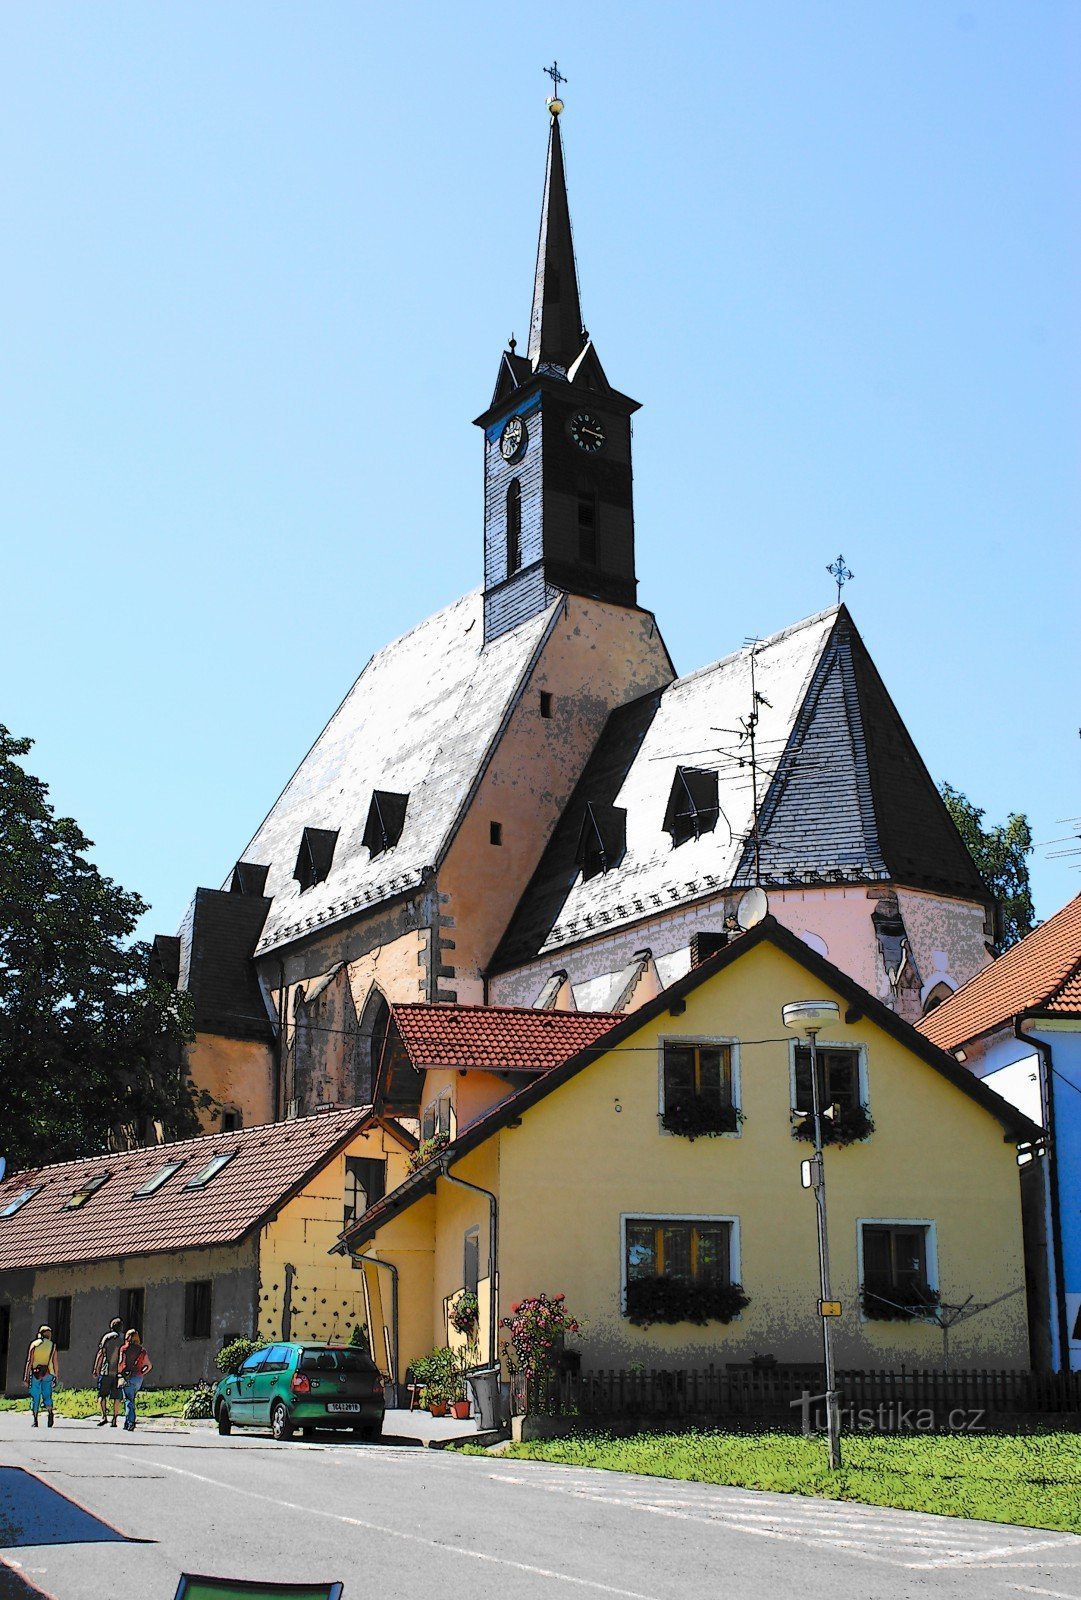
[440,596,674,1001]
[187,1033,275,1132]
[895,888,992,1006]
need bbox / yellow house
[339,919,1040,1379]
[0,1107,414,1393]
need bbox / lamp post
[782,999,842,1470]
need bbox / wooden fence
[514,1364,1081,1421]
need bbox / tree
[0,724,202,1172]
[940,781,1035,953]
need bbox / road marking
[144,1459,664,1600]
[1011,1587,1081,1598]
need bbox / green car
[214,1343,385,1442]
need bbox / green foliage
[500,1293,580,1382]
[411,1345,464,1405]
[216,1337,267,1375]
[792,1105,875,1147]
[0,725,204,1170]
[494,1429,1081,1535]
[408,1129,451,1172]
[624,1277,750,1327]
[0,1386,191,1418]
[940,782,1035,953]
[659,1098,744,1139]
[348,1322,368,1347]
[449,1291,479,1334]
[182,1383,215,1419]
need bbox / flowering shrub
[624,1276,749,1328]
[449,1290,479,1335]
[792,1105,874,1146]
[408,1128,451,1172]
[660,1097,744,1139]
[500,1292,580,1382]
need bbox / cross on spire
[543,60,567,100]
[827,554,854,604]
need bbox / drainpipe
[1018,1022,1070,1371]
[274,960,287,1122]
[351,1253,399,1394]
[440,1164,498,1369]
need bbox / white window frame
[657,1036,742,1138]
[787,1039,869,1118]
[619,1212,742,1312]
[855,1217,939,1324]
[421,1087,453,1142]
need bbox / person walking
[24,1324,58,1428]
[93,1317,124,1428]
[117,1329,152,1431]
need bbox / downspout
[1019,1022,1070,1371]
[440,1164,498,1369]
[274,959,287,1122]
[350,1253,399,1395]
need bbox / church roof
[918,893,1081,1051]
[528,110,585,372]
[389,1002,622,1073]
[235,590,559,956]
[491,606,988,973]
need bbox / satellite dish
[737,886,769,930]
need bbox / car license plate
[327,1402,361,1413]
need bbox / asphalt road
[2,1413,1081,1600]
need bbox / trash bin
[466,1366,502,1430]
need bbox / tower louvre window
[506,479,522,576]
[362,791,409,858]
[577,492,597,564]
[293,827,339,891]
[539,691,553,719]
[663,767,720,848]
[575,802,627,882]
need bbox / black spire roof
[527,109,585,372]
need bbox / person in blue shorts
[24,1324,58,1427]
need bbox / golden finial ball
[546,96,564,115]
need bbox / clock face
[500,416,527,461]
[569,412,606,453]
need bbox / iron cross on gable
[827,554,854,604]
[544,61,567,96]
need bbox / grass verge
[470,1429,1081,1534]
[0,1386,191,1419]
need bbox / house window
[0,1187,41,1218]
[119,1287,145,1335]
[577,492,597,564]
[663,767,720,847]
[133,1162,184,1198]
[362,791,408,858]
[661,1041,739,1135]
[220,1108,242,1133]
[184,1280,212,1341]
[792,1046,870,1143]
[65,1173,112,1211]
[539,691,553,719]
[490,821,503,846]
[464,1228,480,1296]
[626,1219,733,1286]
[46,1297,72,1351]
[344,1156,387,1229]
[183,1151,236,1190]
[861,1223,936,1319]
[421,1090,452,1141]
[293,826,339,890]
[506,479,522,576]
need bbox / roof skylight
[65,1173,112,1210]
[183,1150,236,1190]
[133,1161,185,1198]
[0,1186,41,1218]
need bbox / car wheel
[359,1423,382,1442]
[271,1401,293,1442]
[216,1403,232,1436]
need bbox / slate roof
[0,1108,375,1272]
[390,1003,622,1073]
[230,590,558,955]
[491,607,987,973]
[918,894,1081,1052]
[342,917,1042,1251]
[178,888,274,1040]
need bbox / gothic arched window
[506,479,522,576]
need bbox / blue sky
[3,1,1077,938]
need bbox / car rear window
[299,1348,377,1375]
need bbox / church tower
[475,95,641,643]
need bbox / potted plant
[411,1346,459,1416]
[449,1290,480,1337]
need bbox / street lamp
[782,999,842,1470]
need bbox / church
[153,93,995,1136]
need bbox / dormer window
[664,767,720,848]
[230,861,270,895]
[65,1173,111,1210]
[575,802,627,882]
[362,791,408,858]
[293,827,338,891]
[506,479,522,576]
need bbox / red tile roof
[390,1003,622,1073]
[919,895,1081,1052]
[0,1106,374,1272]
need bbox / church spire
[527,97,585,373]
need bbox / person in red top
[117,1329,152,1431]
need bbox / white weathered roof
[235,590,557,955]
